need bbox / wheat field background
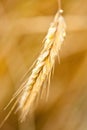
[0,0,87,130]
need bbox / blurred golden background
[0,0,87,130]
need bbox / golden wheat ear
[0,9,66,127]
[18,9,66,121]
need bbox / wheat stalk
[0,9,66,127]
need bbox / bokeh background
[0,0,87,130]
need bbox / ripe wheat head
[1,9,66,126]
[18,10,66,121]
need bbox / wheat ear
[17,10,66,121]
[0,10,66,127]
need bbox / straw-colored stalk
[1,10,66,126]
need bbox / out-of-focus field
[0,0,87,130]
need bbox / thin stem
[58,0,63,14]
[58,0,61,10]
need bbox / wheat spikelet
[0,10,66,126]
